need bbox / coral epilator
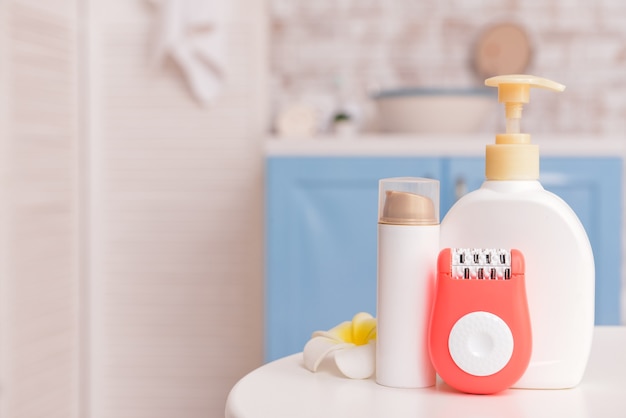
[429,248,531,394]
[376,177,439,388]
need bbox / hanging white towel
[149,0,230,105]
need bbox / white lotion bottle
[440,75,594,389]
[376,177,439,388]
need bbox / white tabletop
[226,326,626,418]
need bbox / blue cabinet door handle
[455,177,468,201]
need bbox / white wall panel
[0,1,80,417]
[85,1,266,417]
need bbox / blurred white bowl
[373,88,495,134]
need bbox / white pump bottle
[440,75,594,389]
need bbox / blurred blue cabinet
[265,155,622,362]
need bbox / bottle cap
[484,75,565,180]
[378,178,439,225]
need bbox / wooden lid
[473,22,532,79]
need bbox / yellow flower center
[330,312,377,346]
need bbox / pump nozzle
[483,75,565,180]
[485,74,565,134]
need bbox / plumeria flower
[303,312,377,379]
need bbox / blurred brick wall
[270,0,626,135]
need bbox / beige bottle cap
[378,178,439,225]
[484,75,565,180]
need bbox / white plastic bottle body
[376,223,439,388]
[440,181,594,389]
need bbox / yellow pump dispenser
[484,75,565,180]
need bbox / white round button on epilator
[448,311,514,377]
